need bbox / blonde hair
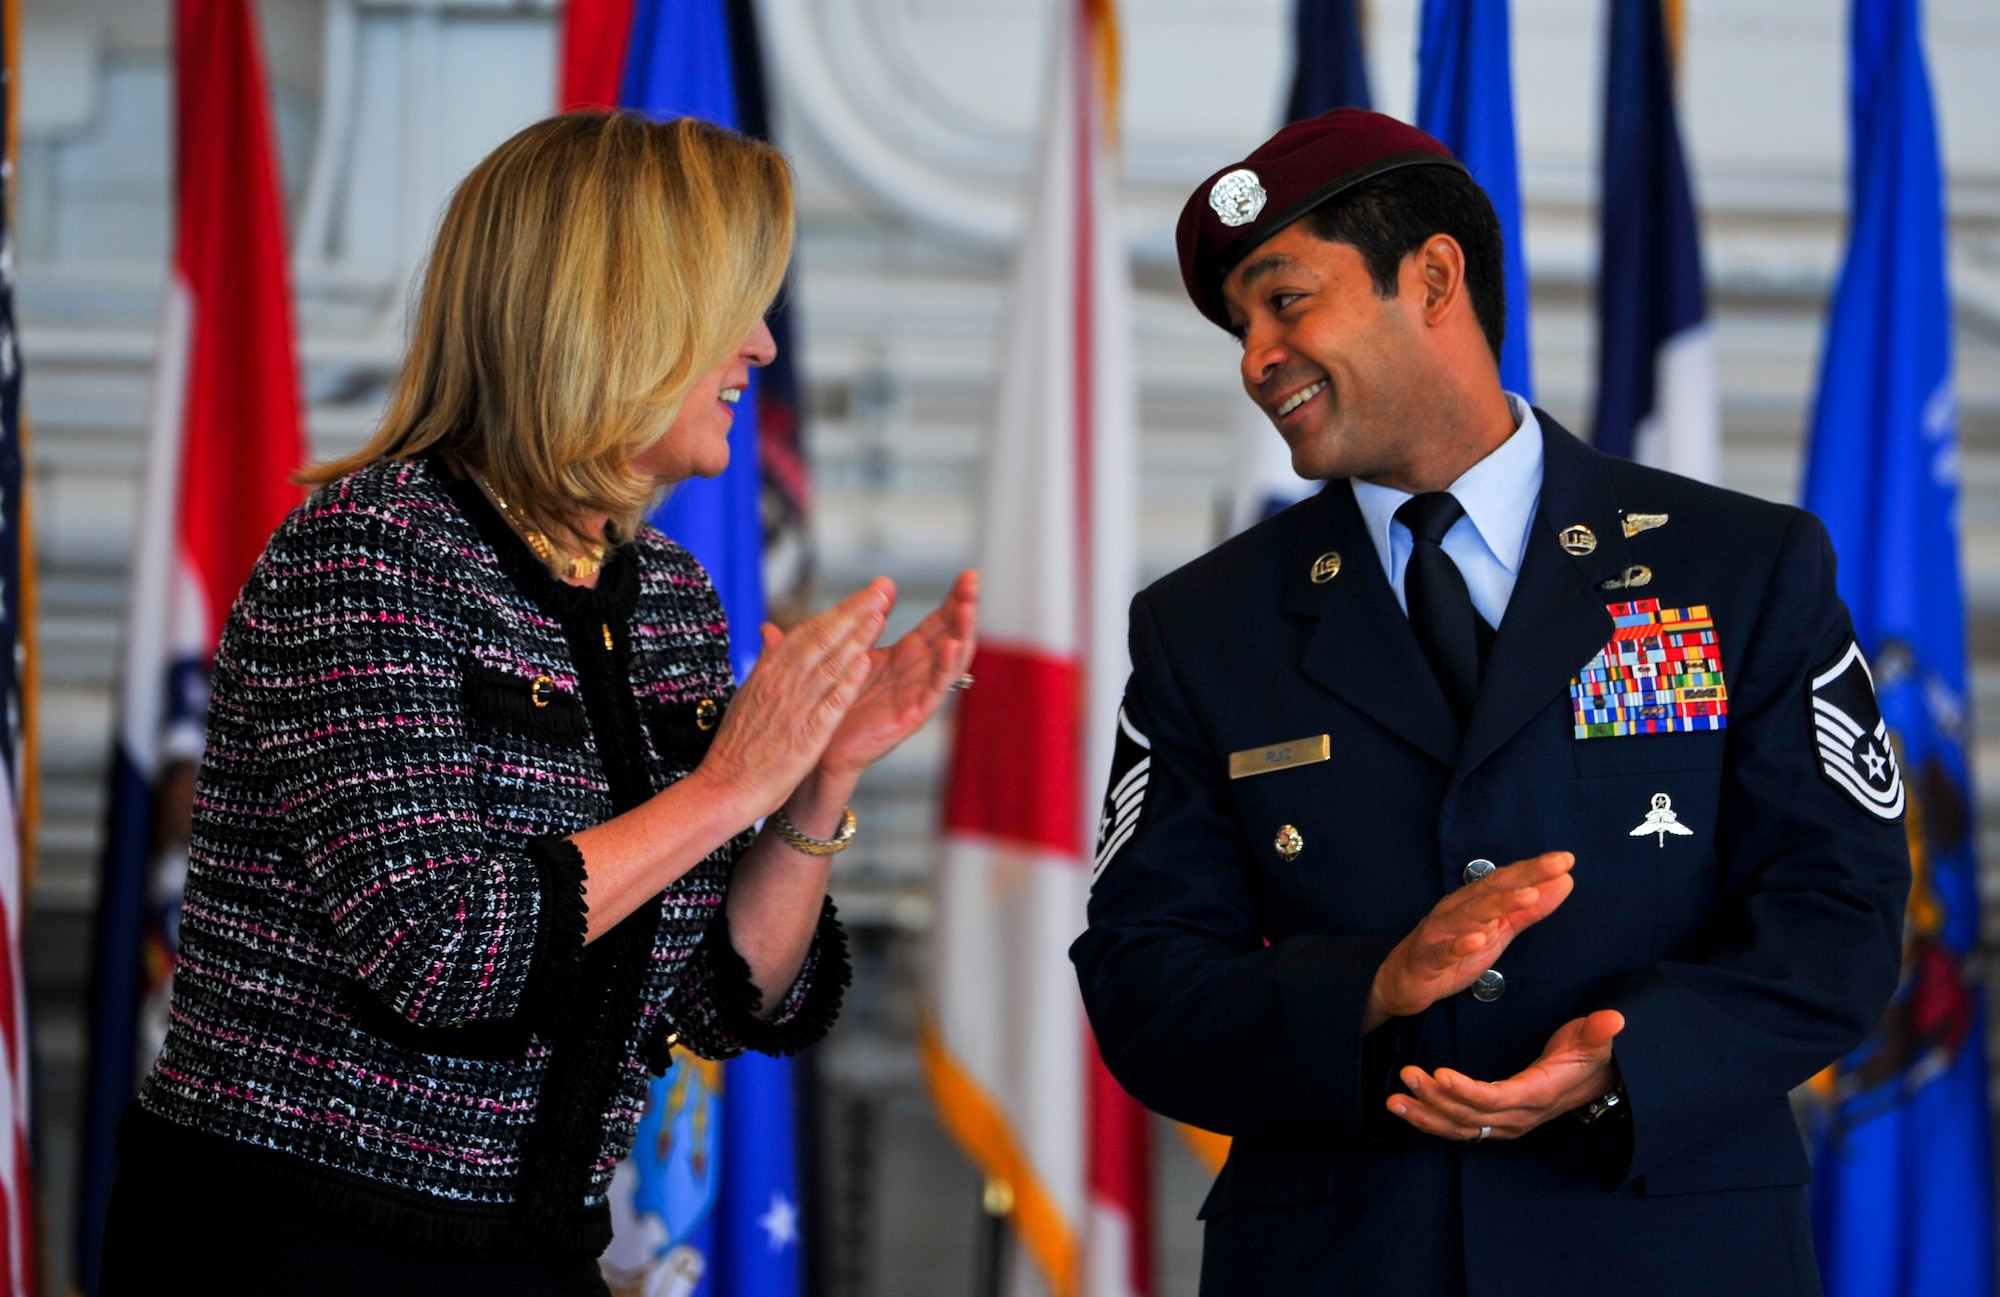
[302,111,794,553]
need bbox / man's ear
[1416,234,1468,324]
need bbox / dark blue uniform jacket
[1072,416,1910,1297]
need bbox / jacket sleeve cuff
[1360,1005,1435,1141]
[1273,931,1408,1137]
[656,896,851,1064]
[520,835,590,1025]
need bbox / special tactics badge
[1810,639,1905,821]
[1094,705,1152,878]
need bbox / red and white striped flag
[922,2,1150,1295]
[76,1,305,1286]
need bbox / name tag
[1228,734,1331,780]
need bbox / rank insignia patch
[1810,639,1904,821]
[1570,599,1730,739]
[1094,705,1152,877]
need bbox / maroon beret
[1176,109,1465,331]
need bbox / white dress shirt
[1350,395,1546,629]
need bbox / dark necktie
[1396,492,1482,726]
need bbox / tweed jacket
[128,454,847,1259]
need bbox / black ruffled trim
[638,1031,676,1078]
[119,1104,610,1260]
[682,896,850,1058]
[514,897,661,1229]
[521,835,590,1025]
[510,541,664,1234]
[427,450,664,1234]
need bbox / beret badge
[1208,168,1268,228]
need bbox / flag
[1223,0,1372,539]
[74,1,307,1291]
[618,0,809,676]
[923,2,1146,1294]
[558,0,635,112]
[1286,0,1371,123]
[1415,0,1534,400]
[1593,0,1719,483]
[1800,1,1994,1294]
[718,0,814,627]
[565,3,810,1293]
[0,2,35,1292]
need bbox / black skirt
[101,1108,611,1297]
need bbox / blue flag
[1286,0,1371,121]
[1593,0,1716,479]
[603,5,807,1296]
[1800,1,1995,1294]
[1415,0,1533,400]
[622,0,767,685]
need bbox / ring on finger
[1473,1125,1492,1143]
[950,673,975,692]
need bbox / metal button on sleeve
[1462,858,1496,885]
[1471,969,1506,1002]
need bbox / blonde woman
[99,112,977,1296]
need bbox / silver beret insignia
[1209,169,1268,228]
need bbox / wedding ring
[1474,1125,1492,1143]
[950,673,975,692]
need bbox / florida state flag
[924,3,1150,1294]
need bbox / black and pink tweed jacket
[127,453,846,1259]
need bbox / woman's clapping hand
[816,569,979,783]
[693,571,980,826]
[696,579,891,821]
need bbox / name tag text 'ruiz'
[1228,734,1331,780]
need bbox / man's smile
[1274,378,1328,417]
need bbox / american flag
[0,0,38,1289]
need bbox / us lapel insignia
[1809,639,1904,820]
[1629,793,1694,846]
[1598,565,1654,592]
[1558,524,1598,556]
[1622,512,1669,538]
[1571,600,1729,739]
[1309,552,1342,583]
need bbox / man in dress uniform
[1071,109,1911,1296]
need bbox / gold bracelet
[771,805,857,856]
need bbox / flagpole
[975,1179,1010,1297]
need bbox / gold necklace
[476,474,607,582]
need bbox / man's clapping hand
[1362,851,1575,1032]
[1389,1010,1625,1141]
[1362,849,1626,1140]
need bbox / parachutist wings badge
[1810,640,1905,821]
